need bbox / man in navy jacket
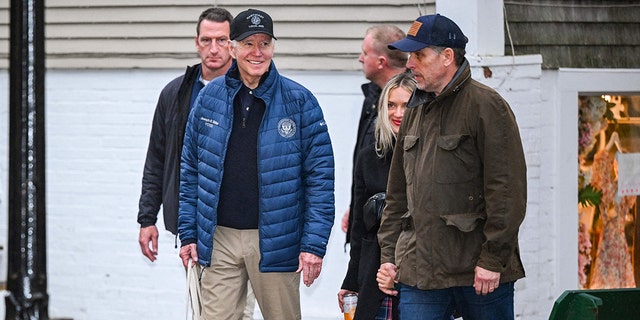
[137,8,259,320]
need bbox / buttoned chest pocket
[435,134,475,184]
[402,135,419,186]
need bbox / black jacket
[346,82,381,243]
[137,64,200,234]
[342,142,398,320]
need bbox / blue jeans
[398,282,515,320]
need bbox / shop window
[578,95,640,289]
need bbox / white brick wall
[470,55,555,319]
[0,57,558,319]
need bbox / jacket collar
[406,58,471,108]
[226,60,279,102]
[361,81,381,98]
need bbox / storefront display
[577,95,640,289]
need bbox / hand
[376,262,398,296]
[139,225,159,262]
[337,289,356,313]
[341,208,350,233]
[473,266,500,295]
[296,252,323,287]
[179,243,198,268]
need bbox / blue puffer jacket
[178,61,335,271]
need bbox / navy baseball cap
[388,14,467,52]
[230,9,277,41]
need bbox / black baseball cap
[230,9,277,41]
[389,14,467,52]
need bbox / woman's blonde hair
[375,71,417,158]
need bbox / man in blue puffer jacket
[178,8,335,320]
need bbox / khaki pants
[200,226,301,320]
[193,266,255,319]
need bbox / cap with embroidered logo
[388,14,467,52]
[230,9,277,41]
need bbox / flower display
[576,95,615,288]
[578,222,592,288]
[578,96,608,158]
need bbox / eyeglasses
[198,37,229,47]
[234,39,273,51]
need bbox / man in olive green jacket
[376,14,526,320]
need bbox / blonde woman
[338,72,415,320]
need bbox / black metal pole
[6,0,49,318]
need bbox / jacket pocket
[402,135,419,185]
[440,212,485,232]
[435,134,474,184]
[438,212,485,273]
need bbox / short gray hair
[366,25,407,69]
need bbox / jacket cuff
[476,251,507,273]
[180,238,196,247]
[341,275,358,292]
[139,221,156,228]
[301,246,326,259]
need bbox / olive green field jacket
[378,60,527,290]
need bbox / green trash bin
[549,288,640,320]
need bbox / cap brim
[234,31,277,41]
[388,38,428,52]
